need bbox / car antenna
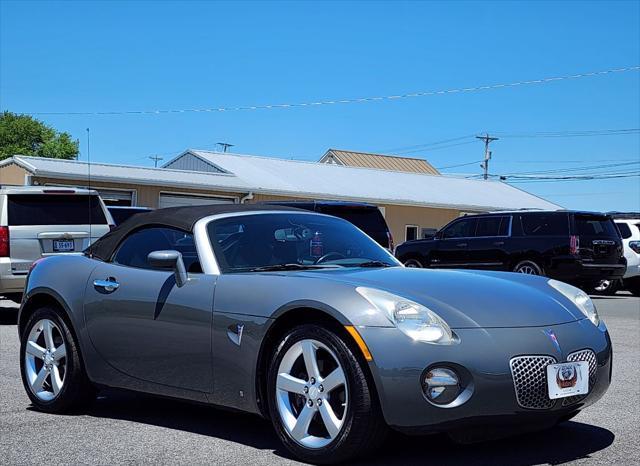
[86,127,93,258]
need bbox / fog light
[423,367,460,405]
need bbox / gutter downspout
[240,191,254,204]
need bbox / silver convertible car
[18,205,612,464]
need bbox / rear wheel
[513,260,543,276]
[624,277,640,296]
[267,325,386,464]
[403,258,423,268]
[20,307,95,413]
[592,279,620,295]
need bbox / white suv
[1,186,113,302]
[615,218,640,295]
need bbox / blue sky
[1,1,639,211]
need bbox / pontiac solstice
[17,205,612,463]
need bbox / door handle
[456,243,468,248]
[493,241,505,246]
[93,278,119,293]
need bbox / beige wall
[0,163,28,185]
[379,204,459,243]
[31,177,245,208]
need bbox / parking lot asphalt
[1,294,638,465]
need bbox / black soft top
[88,203,305,261]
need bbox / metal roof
[2,153,562,212]
[320,149,440,175]
[2,155,250,193]
[175,150,561,211]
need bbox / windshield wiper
[352,261,394,268]
[249,263,338,272]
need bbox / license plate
[546,361,589,399]
[53,240,74,252]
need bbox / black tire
[513,260,544,276]
[624,277,640,296]
[267,324,387,464]
[592,279,620,296]
[20,307,95,413]
[403,258,423,268]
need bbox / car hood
[292,267,584,328]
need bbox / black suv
[262,200,393,250]
[395,210,626,287]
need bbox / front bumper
[359,319,612,431]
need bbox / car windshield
[207,213,398,273]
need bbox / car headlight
[548,279,600,326]
[356,287,454,344]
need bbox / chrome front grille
[563,349,598,406]
[510,355,557,410]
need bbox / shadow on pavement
[74,389,614,465]
[0,301,19,325]
[81,389,288,454]
[357,421,614,465]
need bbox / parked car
[395,210,626,289]
[18,204,611,464]
[0,186,112,302]
[595,216,640,295]
[263,200,394,250]
[107,206,153,225]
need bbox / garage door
[159,193,237,209]
[96,189,134,206]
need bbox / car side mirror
[147,250,188,287]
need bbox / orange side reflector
[344,325,373,362]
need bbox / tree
[0,111,79,160]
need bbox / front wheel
[20,307,95,413]
[267,325,387,464]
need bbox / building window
[405,225,419,242]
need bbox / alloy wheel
[516,264,539,275]
[404,259,422,268]
[275,339,348,449]
[24,319,67,402]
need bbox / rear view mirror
[147,250,188,287]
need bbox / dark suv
[262,200,393,250]
[395,210,626,287]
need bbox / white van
[0,186,113,301]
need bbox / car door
[83,226,215,393]
[467,215,512,270]
[431,217,477,268]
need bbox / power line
[498,160,640,176]
[379,127,639,157]
[378,134,476,153]
[435,160,484,170]
[505,171,640,182]
[495,128,640,138]
[395,140,477,155]
[15,65,640,117]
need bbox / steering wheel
[314,252,346,264]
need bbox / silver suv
[0,186,113,301]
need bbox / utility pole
[217,142,234,153]
[149,155,163,168]
[476,133,499,180]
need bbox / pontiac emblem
[556,364,578,388]
[543,329,562,354]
